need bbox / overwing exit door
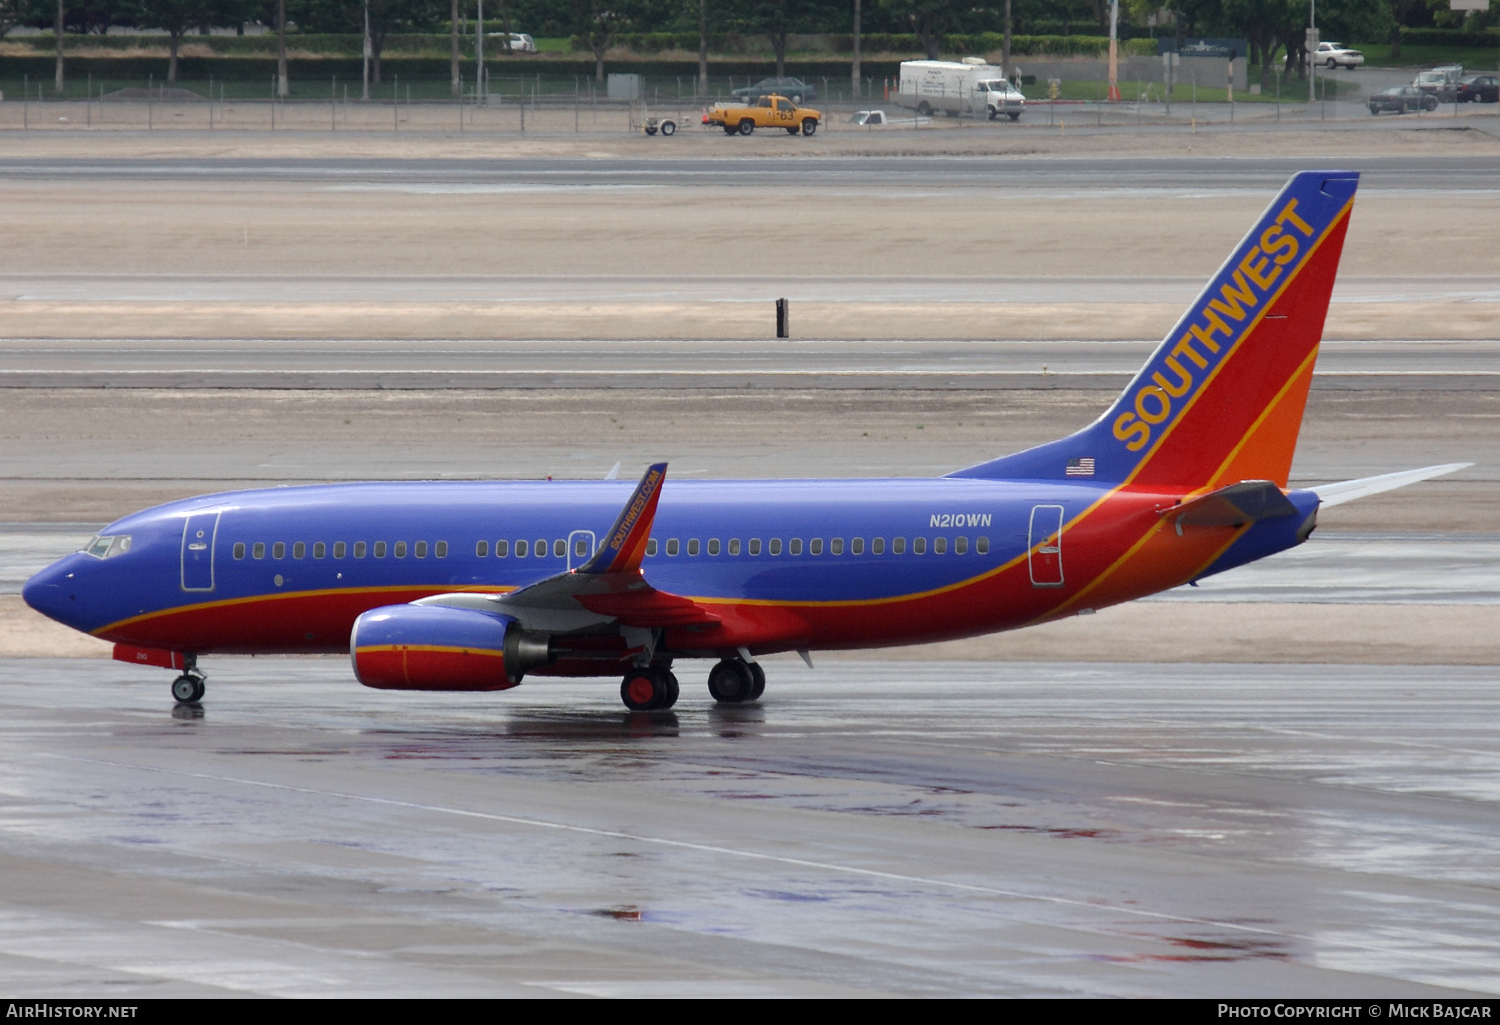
[180,510,220,592]
[567,530,596,571]
[1028,505,1065,587]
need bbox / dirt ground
[2,178,1496,341]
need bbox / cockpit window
[82,535,131,559]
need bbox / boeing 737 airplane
[23,170,1466,711]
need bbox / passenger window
[914,537,927,554]
[646,538,658,556]
[395,542,407,558]
[313,542,326,559]
[535,539,547,557]
[790,539,803,555]
[516,540,529,557]
[253,542,266,559]
[476,540,489,558]
[728,539,740,555]
[977,536,989,554]
[374,541,387,558]
[955,536,968,554]
[334,542,346,558]
[273,542,286,559]
[758,96,772,107]
[831,538,844,555]
[233,542,246,560]
[293,542,305,559]
[354,542,367,558]
[934,537,947,554]
[769,539,782,555]
[708,539,720,556]
[749,538,762,555]
[436,541,447,558]
[667,539,680,556]
[851,538,863,555]
[496,540,508,557]
[688,539,700,556]
[872,538,884,554]
[553,539,565,557]
[575,538,589,557]
[893,537,906,554]
[415,541,427,558]
[810,538,823,555]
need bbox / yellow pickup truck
[703,94,821,136]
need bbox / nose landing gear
[170,654,206,704]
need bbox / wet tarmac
[0,659,1495,996]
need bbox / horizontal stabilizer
[1160,480,1299,527]
[1310,463,1471,508]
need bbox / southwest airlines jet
[23,171,1465,711]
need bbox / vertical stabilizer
[950,170,1359,489]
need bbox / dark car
[1457,74,1499,103]
[1369,85,1437,115]
[731,77,818,104]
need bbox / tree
[450,0,459,96]
[294,0,443,84]
[130,0,211,80]
[572,0,633,83]
[879,0,956,59]
[54,0,63,92]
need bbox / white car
[849,109,933,128]
[1315,41,1364,68]
[486,32,536,53]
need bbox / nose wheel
[620,667,679,711]
[708,657,764,704]
[171,672,205,704]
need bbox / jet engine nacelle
[350,604,554,691]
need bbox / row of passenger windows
[230,535,993,564]
[473,536,991,558]
[232,540,449,561]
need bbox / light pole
[477,0,484,104]
[1308,0,1316,103]
[362,0,371,101]
[1107,0,1120,101]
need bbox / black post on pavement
[776,298,790,339]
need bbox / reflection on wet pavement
[0,658,1495,996]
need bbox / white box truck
[897,58,1025,120]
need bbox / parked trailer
[897,58,1025,120]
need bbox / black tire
[748,662,766,701]
[621,668,666,711]
[644,126,657,135]
[738,118,755,135]
[662,671,680,709]
[707,659,755,704]
[917,101,932,116]
[1424,97,1437,111]
[801,118,817,136]
[660,120,675,135]
[791,94,802,103]
[1397,102,1407,115]
[1327,58,1337,69]
[723,125,737,135]
[171,674,201,704]
[786,126,799,135]
[988,107,997,120]
[1008,111,1020,121]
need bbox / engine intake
[350,604,554,691]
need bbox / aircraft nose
[22,557,83,626]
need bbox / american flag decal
[1066,457,1095,477]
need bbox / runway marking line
[50,753,1500,975]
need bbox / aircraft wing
[1309,463,1472,508]
[415,462,719,633]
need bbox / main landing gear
[170,654,206,704]
[707,657,764,705]
[620,666,679,711]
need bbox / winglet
[578,462,666,575]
